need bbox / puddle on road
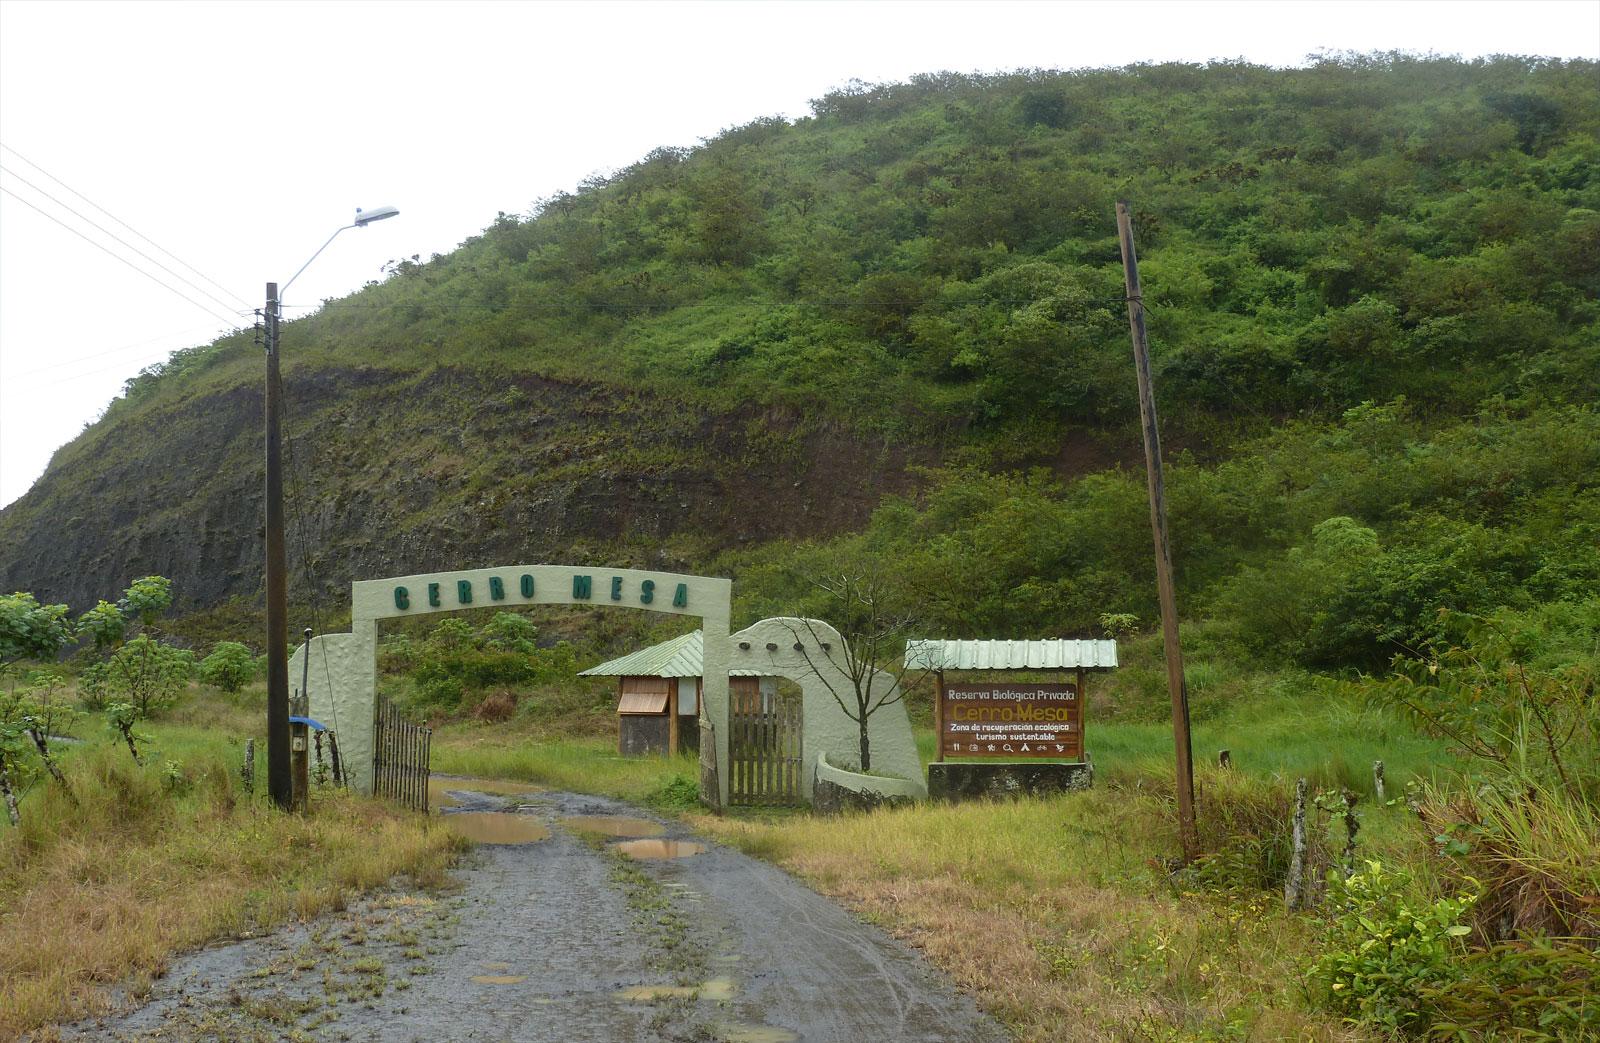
[471,974,527,985]
[562,815,666,837]
[445,812,551,845]
[616,978,735,1002]
[480,961,512,971]
[614,838,705,860]
[430,775,545,810]
[716,1025,798,1043]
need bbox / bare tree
[781,567,930,773]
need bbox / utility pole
[264,281,291,811]
[1115,201,1198,864]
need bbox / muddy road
[64,782,1008,1043]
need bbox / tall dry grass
[693,776,1368,1042]
[0,745,464,1040]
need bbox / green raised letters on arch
[610,576,623,601]
[672,583,688,608]
[639,579,655,604]
[520,574,535,598]
[572,575,592,600]
[428,583,441,608]
[457,580,473,605]
[489,576,505,600]
[394,586,409,610]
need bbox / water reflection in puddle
[445,812,551,845]
[614,838,705,860]
[616,978,735,1002]
[717,1025,798,1043]
[563,815,666,838]
[430,776,545,810]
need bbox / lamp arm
[280,223,356,299]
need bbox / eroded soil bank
[57,786,1007,1042]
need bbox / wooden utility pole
[264,281,292,811]
[1115,202,1199,864]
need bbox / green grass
[429,725,698,806]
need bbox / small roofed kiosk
[904,638,1119,799]
[580,631,773,757]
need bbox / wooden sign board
[940,682,1082,760]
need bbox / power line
[18,349,187,390]
[0,141,252,310]
[0,163,249,318]
[7,322,224,378]
[0,186,241,326]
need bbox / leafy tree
[104,701,149,764]
[100,635,195,719]
[0,593,74,667]
[120,575,173,628]
[480,612,538,653]
[76,600,126,652]
[198,641,255,693]
[7,671,81,799]
[0,702,35,826]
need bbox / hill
[2,53,1596,666]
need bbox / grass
[430,720,699,807]
[691,775,1405,1042]
[0,662,1491,1042]
[0,694,466,1040]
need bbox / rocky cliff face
[0,366,940,612]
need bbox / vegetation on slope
[3,52,1597,627]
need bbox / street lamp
[264,206,399,811]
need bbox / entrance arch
[290,565,733,807]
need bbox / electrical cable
[0,186,240,326]
[278,368,341,753]
[0,141,252,309]
[7,322,226,378]
[0,163,249,317]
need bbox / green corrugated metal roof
[903,638,1119,671]
[578,631,769,678]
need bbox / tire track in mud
[56,786,1007,1043]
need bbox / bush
[197,641,254,693]
[1311,859,1478,1032]
[1422,939,1600,1037]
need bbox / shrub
[197,641,254,693]
[471,689,517,723]
[1422,938,1600,1037]
[1311,859,1477,1031]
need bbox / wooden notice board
[940,682,1082,759]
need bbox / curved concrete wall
[288,630,376,793]
[728,617,927,800]
[814,751,926,801]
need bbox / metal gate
[729,680,803,806]
[374,697,431,812]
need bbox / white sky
[1,0,1596,509]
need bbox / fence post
[1285,777,1309,910]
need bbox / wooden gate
[729,679,803,805]
[374,698,431,812]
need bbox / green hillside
[2,53,1596,672]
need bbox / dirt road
[63,783,1008,1043]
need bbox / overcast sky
[1,0,1596,509]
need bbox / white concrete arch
[291,565,734,806]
